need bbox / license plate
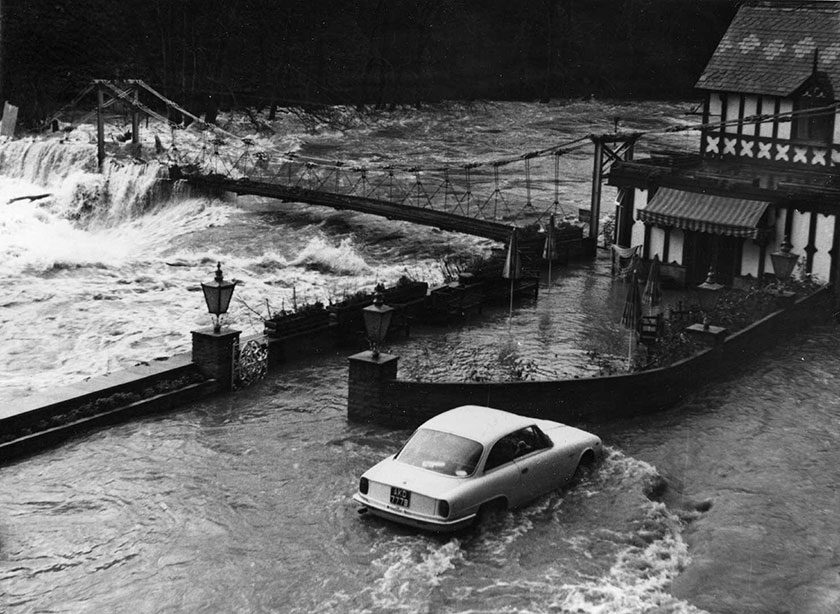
[390,487,411,507]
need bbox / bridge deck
[186,175,515,242]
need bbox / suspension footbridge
[45,80,639,246]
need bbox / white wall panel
[669,229,685,265]
[741,240,761,278]
[777,99,793,140]
[759,96,775,138]
[649,227,666,259]
[708,93,722,124]
[764,207,789,274]
[742,96,758,136]
[834,109,840,145]
[629,189,647,249]
[812,213,834,283]
[724,94,740,135]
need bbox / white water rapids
[1,101,838,614]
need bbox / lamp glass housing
[769,236,798,282]
[201,263,236,331]
[696,266,724,313]
[362,294,394,357]
[770,249,798,281]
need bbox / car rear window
[395,428,484,477]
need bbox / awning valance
[637,188,770,239]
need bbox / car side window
[509,426,552,459]
[485,426,553,472]
[484,434,519,471]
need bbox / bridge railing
[48,79,595,227]
[178,144,576,225]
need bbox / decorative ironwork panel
[235,338,269,389]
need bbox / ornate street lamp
[770,236,799,282]
[696,265,724,330]
[201,262,237,333]
[362,292,394,359]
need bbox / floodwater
[1,101,838,613]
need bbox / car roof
[419,405,536,446]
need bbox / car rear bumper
[353,493,475,533]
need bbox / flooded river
[1,101,838,613]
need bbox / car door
[508,426,558,499]
[481,433,527,507]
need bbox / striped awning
[637,188,769,239]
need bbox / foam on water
[0,137,98,185]
[0,195,234,277]
[368,538,465,613]
[317,449,708,614]
[289,236,372,275]
[539,451,708,614]
[433,449,706,614]
[92,159,165,225]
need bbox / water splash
[0,137,173,227]
[368,538,464,613]
[0,137,97,185]
[0,197,232,277]
[547,449,709,614]
[289,236,372,275]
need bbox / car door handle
[521,467,529,474]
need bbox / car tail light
[359,477,369,495]
[437,500,450,518]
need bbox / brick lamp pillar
[348,351,398,422]
[192,328,241,392]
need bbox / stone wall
[351,288,832,429]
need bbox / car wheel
[571,450,596,485]
[474,498,507,527]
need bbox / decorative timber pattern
[702,130,840,168]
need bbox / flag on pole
[642,254,662,310]
[502,227,522,280]
[542,214,556,262]
[543,214,556,293]
[503,227,521,329]
[620,270,642,369]
[620,271,642,331]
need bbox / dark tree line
[0,0,738,126]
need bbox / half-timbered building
[608,0,840,288]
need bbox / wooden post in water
[131,84,140,147]
[589,137,604,243]
[590,134,637,248]
[96,84,105,171]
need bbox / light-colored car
[353,405,603,532]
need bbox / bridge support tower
[590,134,638,247]
[95,80,143,171]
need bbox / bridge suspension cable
[54,78,840,239]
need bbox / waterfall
[0,136,170,226]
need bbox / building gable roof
[696,1,840,97]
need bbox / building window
[792,94,834,144]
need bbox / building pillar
[192,328,241,392]
[348,351,398,423]
[616,187,636,247]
